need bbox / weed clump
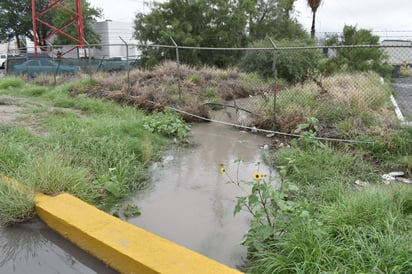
[0,175,35,226]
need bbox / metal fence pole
[269,38,278,128]
[5,41,10,75]
[170,37,182,101]
[119,36,131,92]
[83,39,92,81]
[45,41,57,85]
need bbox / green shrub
[324,25,392,78]
[203,86,218,98]
[239,39,322,83]
[0,77,24,89]
[187,72,203,85]
[142,111,190,140]
[22,86,48,96]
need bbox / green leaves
[136,0,306,67]
[325,25,390,77]
[143,111,190,140]
[104,178,122,198]
[224,160,302,251]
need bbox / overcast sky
[89,0,412,39]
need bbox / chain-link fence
[4,42,412,137]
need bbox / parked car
[0,53,6,69]
[97,57,129,72]
[12,59,78,76]
[96,56,141,72]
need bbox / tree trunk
[311,11,316,39]
[16,35,21,49]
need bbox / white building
[92,20,141,59]
[381,40,412,65]
[24,20,141,59]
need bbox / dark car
[13,59,78,76]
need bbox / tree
[134,0,248,68]
[240,39,321,82]
[0,0,32,48]
[134,0,307,68]
[0,0,102,49]
[307,0,322,39]
[246,0,306,41]
[323,25,392,77]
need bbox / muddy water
[0,217,118,274]
[0,115,272,273]
[124,122,273,269]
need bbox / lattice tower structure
[31,0,85,57]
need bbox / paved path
[391,78,412,120]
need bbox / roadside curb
[35,193,242,274]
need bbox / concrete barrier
[35,193,243,274]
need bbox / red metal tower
[31,0,85,57]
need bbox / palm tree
[307,0,322,39]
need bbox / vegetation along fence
[4,42,412,142]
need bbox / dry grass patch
[259,71,398,138]
[68,61,269,122]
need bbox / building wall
[381,40,412,65]
[0,41,20,55]
[92,20,140,59]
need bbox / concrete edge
[35,193,243,274]
[390,94,405,122]
[390,95,412,127]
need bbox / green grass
[245,135,412,273]
[0,176,35,226]
[0,77,24,90]
[247,186,412,274]
[262,71,396,139]
[275,143,380,203]
[0,78,176,224]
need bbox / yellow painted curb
[35,193,243,274]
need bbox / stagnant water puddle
[0,217,117,273]
[0,120,273,273]
[123,122,273,269]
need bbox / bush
[239,39,322,83]
[324,25,393,78]
[142,110,190,140]
[0,77,24,90]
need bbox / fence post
[170,37,182,101]
[5,41,10,74]
[269,38,278,129]
[83,39,92,81]
[46,41,57,85]
[119,36,131,92]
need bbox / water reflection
[124,122,273,269]
[0,217,118,274]
[0,218,46,269]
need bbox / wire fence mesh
[3,42,412,137]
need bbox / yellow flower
[262,173,267,178]
[220,167,226,174]
[253,172,262,181]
